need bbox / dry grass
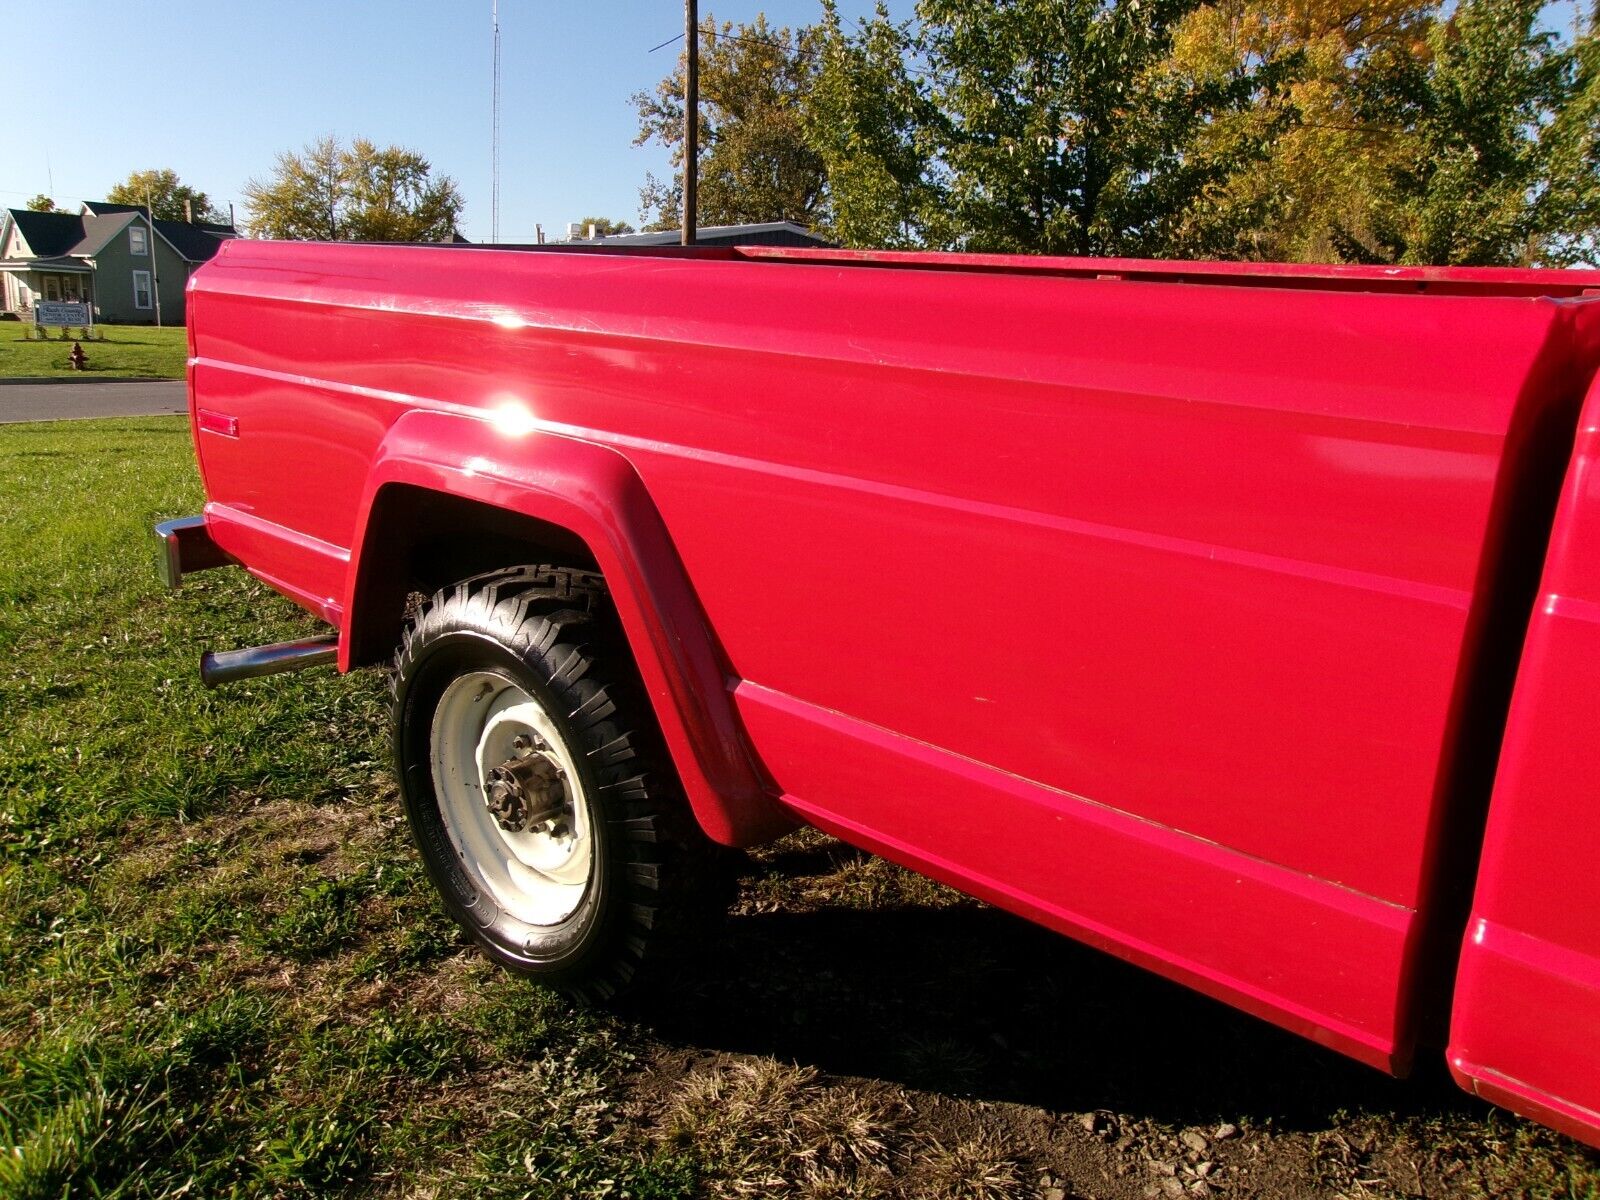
[661,1060,904,1197]
[909,1131,1025,1200]
[736,828,967,918]
[654,1058,1036,1200]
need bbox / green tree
[634,15,827,230]
[243,137,464,242]
[1144,0,1433,261]
[1340,0,1577,264]
[1537,3,1599,264]
[807,0,1282,255]
[107,169,222,223]
[24,194,56,212]
[649,1,1596,263]
[572,216,636,237]
[917,0,1283,256]
[245,136,344,240]
[807,2,939,247]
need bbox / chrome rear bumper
[154,515,233,588]
[155,515,339,688]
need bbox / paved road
[0,380,186,425]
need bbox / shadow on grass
[626,881,1482,1134]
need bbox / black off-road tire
[391,564,727,1001]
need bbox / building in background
[0,202,237,325]
[562,221,830,249]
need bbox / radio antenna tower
[491,0,502,243]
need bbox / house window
[129,225,148,255]
[44,276,60,302]
[132,270,152,309]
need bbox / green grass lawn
[0,417,701,1198]
[2,418,1597,1199]
[0,325,187,380]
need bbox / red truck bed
[183,241,1600,1143]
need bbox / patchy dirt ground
[10,783,1599,1198]
[605,826,1600,1200]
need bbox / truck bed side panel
[186,243,1593,1071]
[1450,373,1600,1149]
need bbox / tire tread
[391,563,724,1002]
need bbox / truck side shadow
[635,901,1481,1132]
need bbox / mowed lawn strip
[0,325,188,380]
[0,417,696,1197]
[1,417,1597,1199]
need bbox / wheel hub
[432,672,594,926]
[483,740,567,832]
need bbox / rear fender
[341,407,789,847]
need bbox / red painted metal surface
[343,409,791,847]
[186,241,1600,1114]
[1449,373,1600,1150]
[738,244,1600,297]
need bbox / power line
[0,186,96,200]
[647,22,939,77]
[649,24,815,57]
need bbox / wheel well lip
[342,412,792,847]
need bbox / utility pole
[682,0,698,246]
[491,0,502,244]
[145,188,163,330]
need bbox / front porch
[1,260,94,320]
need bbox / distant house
[0,201,237,325]
[565,221,832,249]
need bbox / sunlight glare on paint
[491,311,526,330]
[490,397,538,438]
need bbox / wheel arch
[342,408,791,847]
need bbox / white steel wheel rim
[430,670,594,927]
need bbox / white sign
[35,301,91,327]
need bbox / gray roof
[82,201,145,217]
[85,200,238,239]
[566,221,830,248]
[5,204,237,265]
[68,211,138,257]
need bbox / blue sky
[2,1,1582,243]
[1,1,878,242]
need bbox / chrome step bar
[200,636,340,689]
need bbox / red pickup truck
[159,240,1600,1149]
